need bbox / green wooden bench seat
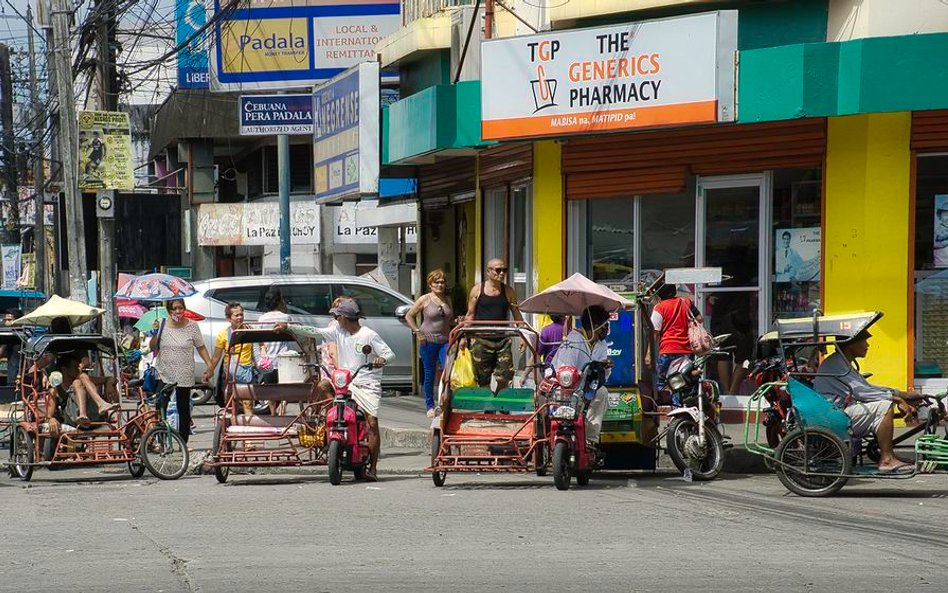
[451,386,535,413]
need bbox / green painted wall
[740,33,948,122]
[566,0,827,50]
[398,51,451,98]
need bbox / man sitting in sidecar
[813,328,923,473]
[548,305,613,448]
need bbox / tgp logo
[527,39,560,113]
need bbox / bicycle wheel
[212,423,229,484]
[141,424,189,480]
[775,427,850,497]
[127,425,146,478]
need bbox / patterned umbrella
[114,273,196,301]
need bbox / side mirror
[49,371,63,388]
[714,333,731,345]
[395,304,411,327]
[361,344,373,356]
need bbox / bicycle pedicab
[428,321,545,486]
[210,327,332,483]
[8,333,189,481]
[744,312,948,496]
[0,327,28,447]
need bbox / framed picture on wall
[775,227,820,282]
[934,194,948,268]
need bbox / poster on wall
[1,245,21,290]
[934,195,948,268]
[775,227,820,282]
[77,111,135,191]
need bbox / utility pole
[28,6,47,297]
[94,0,117,336]
[0,44,19,245]
[278,133,290,274]
[51,0,89,303]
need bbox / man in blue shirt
[813,329,922,472]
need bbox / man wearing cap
[283,298,394,481]
[813,328,923,473]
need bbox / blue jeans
[419,341,449,411]
[656,353,694,406]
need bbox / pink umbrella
[519,273,634,315]
[117,301,148,319]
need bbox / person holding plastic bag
[148,298,213,444]
[450,345,476,390]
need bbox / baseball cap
[330,299,363,320]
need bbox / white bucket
[277,351,307,383]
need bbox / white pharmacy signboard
[480,11,737,141]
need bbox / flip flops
[75,415,91,428]
[879,462,914,474]
[364,470,379,482]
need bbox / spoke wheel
[431,432,446,487]
[141,425,189,480]
[127,425,146,478]
[552,441,571,491]
[11,427,33,482]
[775,427,850,497]
[212,423,229,484]
[665,417,726,481]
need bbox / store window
[771,169,822,320]
[483,183,533,302]
[913,155,948,383]
[639,186,696,283]
[588,198,635,285]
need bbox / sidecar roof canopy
[771,312,882,345]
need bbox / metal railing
[401,0,474,26]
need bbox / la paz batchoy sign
[480,11,737,140]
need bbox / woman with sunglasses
[149,298,213,445]
[406,269,454,417]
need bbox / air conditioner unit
[450,5,481,82]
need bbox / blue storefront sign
[239,94,314,136]
[313,62,380,203]
[176,0,209,89]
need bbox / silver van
[183,275,413,398]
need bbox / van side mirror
[395,304,411,327]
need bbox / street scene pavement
[4,396,948,593]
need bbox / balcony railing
[401,0,474,26]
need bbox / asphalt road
[3,467,948,593]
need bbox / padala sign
[480,11,737,141]
[239,94,314,135]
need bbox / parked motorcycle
[540,361,605,491]
[663,336,729,481]
[324,345,376,485]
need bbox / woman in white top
[255,288,290,414]
[148,298,213,443]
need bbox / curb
[380,426,429,449]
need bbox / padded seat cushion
[451,386,535,413]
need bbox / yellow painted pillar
[533,140,564,292]
[824,112,912,389]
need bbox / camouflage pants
[470,337,513,388]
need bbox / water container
[277,351,307,383]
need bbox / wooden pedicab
[428,321,546,486]
[744,312,948,496]
[0,327,28,448]
[210,327,332,483]
[8,334,189,481]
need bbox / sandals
[75,415,91,428]
[364,470,379,482]
[879,462,914,474]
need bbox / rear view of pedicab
[744,312,948,496]
[428,322,545,486]
[8,334,189,481]
[210,327,331,483]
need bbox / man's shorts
[470,337,513,388]
[844,400,891,438]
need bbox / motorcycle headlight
[332,370,348,389]
[557,369,576,389]
[553,405,577,420]
[668,373,688,392]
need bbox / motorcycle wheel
[665,417,725,481]
[775,427,850,497]
[190,388,212,406]
[212,423,229,484]
[431,432,446,487]
[328,440,343,485]
[552,441,571,491]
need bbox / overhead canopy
[149,89,241,160]
[520,273,634,316]
[12,295,104,328]
[23,335,117,358]
[773,312,883,344]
